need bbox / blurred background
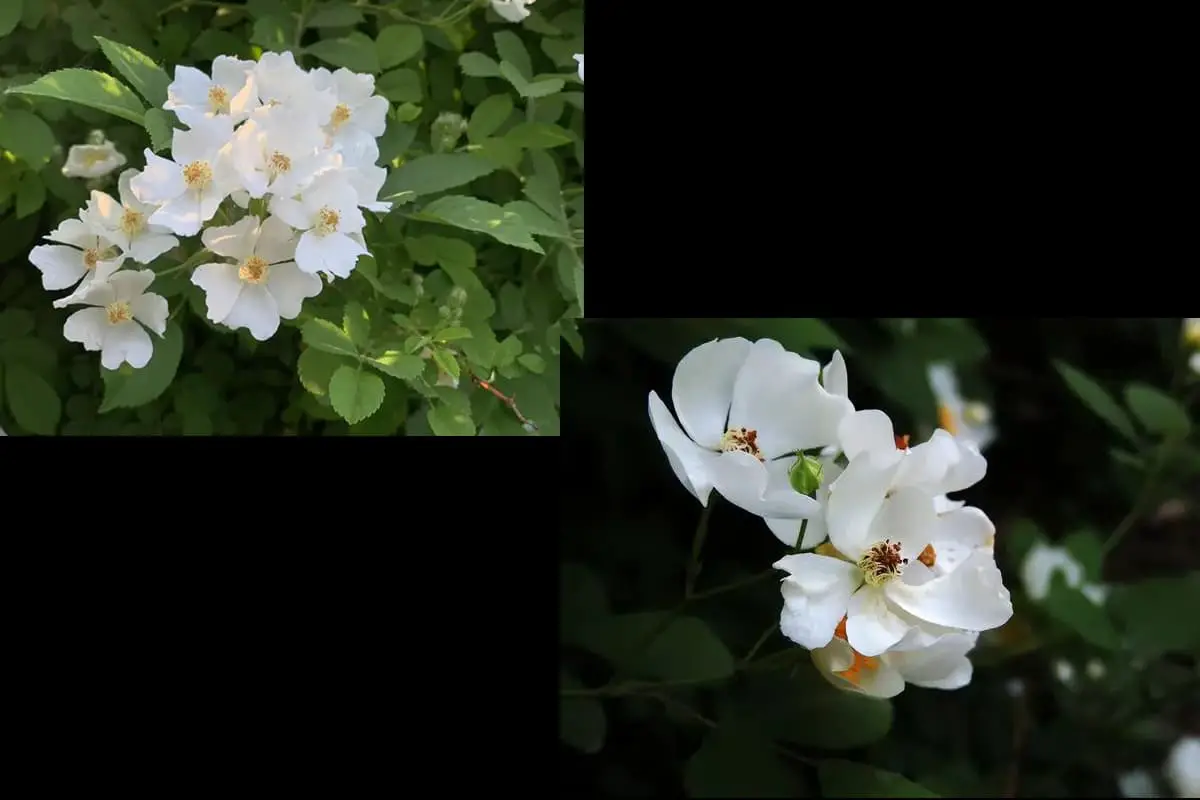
[562,318,1199,798]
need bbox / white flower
[648,337,853,520]
[164,55,259,128]
[310,67,389,153]
[1118,769,1158,798]
[1053,658,1075,685]
[60,270,168,369]
[1021,542,1107,606]
[191,215,322,341]
[1165,736,1200,798]
[335,137,391,213]
[574,54,584,82]
[928,362,996,451]
[62,141,127,179]
[254,51,336,118]
[491,0,535,23]
[774,411,1011,656]
[29,214,126,293]
[810,618,979,698]
[1085,658,1106,680]
[231,107,330,199]
[269,171,367,279]
[131,117,238,236]
[82,169,179,264]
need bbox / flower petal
[826,453,900,559]
[890,631,978,690]
[887,549,1013,632]
[839,409,896,461]
[265,262,322,318]
[63,307,108,351]
[867,486,937,558]
[201,216,258,260]
[648,391,718,505]
[669,337,750,449]
[101,321,153,369]
[131,293,168,336]
[845,586,910,657]
[823,350,849,398]
[29,245,87,291]
[223,284,280,341]
[775,554,861,650]
[709,450,820,519]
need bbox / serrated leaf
[297,346,344,396]
[329,365,385,424]
[382,153,497,200]
[431,348,460,381]
[143,108,172,152]
[416,195,544,253]
[1124,382,1191,439]
[467,94,514,143]
[521,78,565,98]
[98,323,183,412]
[818,760,939,798]
[5,362,61,435]
[1054,360,1138,443]
[434,327,473,343]
[343,302,370,349]
[498,60,528,92]
[367,350,424,380]
[94,37,170,108]
[504,121,572,149]
[302,318,358,357]
[0,108,56,165]
[306,33,380,74]
[377,24,424,70]
[6,69,147,125]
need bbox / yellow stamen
[105,301,132,325]
[238,255,268,284]
[719,426,764,462]
[120,207,145,236]
[208,85,230,113]
[314,207,340,236]
[330,103,351,131]
[182,160,212,190]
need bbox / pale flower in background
[1021,542,1108,606]
[1118,769,1159,798]
[1086,658,1106,680]
[29,215,126,293]
[1165,736,1200,798]
[83,169,179,264]
[491,0,535,23]
[574,54,584,82]
[1190,351,1200,376]
[191,216,322,341]
[1053,659,1075,685]
[62,140,127,179]
[928,362,996,451]
[648,337,852,521]
[60,270,168,369]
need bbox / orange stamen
[895,433,910,450]
[937,405,958,435]
[917,544,936,568]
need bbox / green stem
[742,622,779,665]
[792,518,809,553]
[684,501,714,597]
[156,248,212,279]
[1102,441,1177,557]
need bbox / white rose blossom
[62,140,127,179]
[29,214,126,294]
[648,337,853,521]
[83,169,179,264]
[132,116,239,236]
[491,0,535,23]
[928,362,996,451]
[1165,736,1200,798]
[269,171,367,279]
[60,270,168,370]
[573,54,584,82]
[164,55,260,129]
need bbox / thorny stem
[462,364,539,433]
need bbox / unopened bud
[86,129,108,146]
[432,112,467,153]
[411,273,424,299]
[788,454,823,497]
[437,304,452,320]
[448,286,468,308]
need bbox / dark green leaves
[559,673,606,754]
[586,612,735,682]
[416,195,544,253]
[1124,382,1191,439]
[4,363,61,435]
[377,25,424,70]
[818,760,939,798]
[0,108,56,165]
[1110,574,1200,657]
[685,719,801,798]
[1054,360,1138,443]
[383,154,497,200]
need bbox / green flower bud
[432,112,468,153]
[788,454,823,497]
[448,285,468,309]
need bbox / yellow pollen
[268,151,292,175]
[182,160,213,189]
[208,85,230,113]
[917,544,937,568]
[82,150,109,168]
[238,255,269,284]
[937,404,959,435]
[120,207,145,236]
[858,539,907,587]
[105,301,133,325]
[315,207,340,236]
[83,249,100,270]
[719,426,764,461]
[330,103,352,131]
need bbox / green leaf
[505,200,569,238]
[302,318,358,357]
[94,37,170,108]
[588,613,734,681]
[306,33,381,74]
[459,52,502,78]
[98,323,184,412]
[493,31,532,81]
[0,0,22,37]
[1053,360,1138,443]
[428,400,476,435]
[250,15,291,50]
[521,78,566,98]
[6,69,147,125]
[0,309,36,340]
[1109,574,1200,657]
[1044,575,1121,650]
[503,121,572,149]
[434,327,473,343]
[376,68,423,103]
[308,4,364,28]
[417,195,544,253]
[376,24,424,70]
[1062,529,1104,581]
[143,108,173,152]
[329,366,385,424]
[560,563,608,645]
[498,60,528,93]
[5,362,61,435]
[1124,382,1191,439]
[685,718,800,798]
[431,348,460,381]
[518,353,546,373]
[467,94,514,143]
[343,302,371,350]
[818,760,939,798]
[0,108,56,164]
[297,346,345,396]
[367,350,424,381]
[556,245,584,312]
[383,153,497,199]
[559,672,606,755]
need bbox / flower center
[120,207,145,236]
[314,206,339,236]
[719,426,763,461]
[105,301,133,325]
[82,149,110,168]
[83,248,100,270]
[832,616,880,685]
[238,255,269,284]
[183,160,213,190]
[268,151,291,176]
[858,539,908,587]
[330,103,352,131]
[208,85,230,113]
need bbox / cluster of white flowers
[649,337,1014,698]
[28,51,391,369]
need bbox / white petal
[826,453,900,559]
[938,438,988,494]
[265,262,321,318]
[45,217,97,247]
[934,505,994,549]
[131,150,184,203]
[63,307,108,351]
[648,391,718,505]
[269,196,311,229]
[256,215,299,264]
[895,430,958,488]
[29,245,87,291]
[839,409,896,461]
[201,217,258,260]
[131,293,169,336]
[101,321,154,369]
[108,269,156,301]
[670,337,751,449]
[294,230,364,278]
[149,192,205,236]
[887,549,1013,632]
[867,486,937,558]
[890,631,978,690]
[775,553,861,650]
[128,232,178,264]
[223,284,280,341]
[845,586,910,657]
[164,65,210,111]
[709,450,820,519]
[1020,543,1083,601]
[191,262,244,323]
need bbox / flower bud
[432,112,467,153]
[788,454,823,497]
[448,285,468,309]
[86,129,108,146]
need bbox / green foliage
[1054,360,1139,443]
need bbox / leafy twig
[463,366,538,433]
